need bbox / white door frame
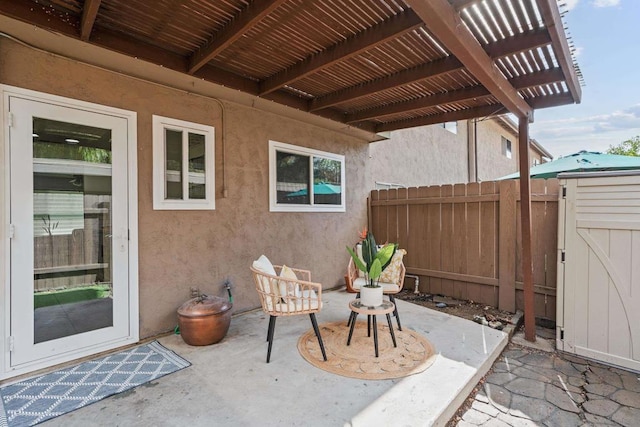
[0,85,139,380]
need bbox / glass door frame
[1,85,139,379]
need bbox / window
[533,158,540,166]
[269,140,345,212]
[152,115,215,210]
[441,121,458,134]
[501,136,512,159]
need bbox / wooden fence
[369,179,559,321]
[34,195,111,292]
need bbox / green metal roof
[499,151,640,179]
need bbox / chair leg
[309,313,327,361]
[266,315,277,363]
[389,294,402,331]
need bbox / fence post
[499,180,516,312]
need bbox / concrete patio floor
[42,290,508,426]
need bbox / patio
[41,290,507,426]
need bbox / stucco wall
[475,119,519,181]
[0,39,369,338]
[369,122,470,187]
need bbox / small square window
[502,136,512,159]
[152,115,215,210]
[441,121,458,134]
[269,141,345,212]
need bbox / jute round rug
[298,321,436,380]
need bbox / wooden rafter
[406,0,532,119]
[483,28,551,58]
[309,27,552,112]
[537,0,582,103]
[80,0,101,41]
[309,57,462,112]
[376,104,506,133]
[347,86,490,123]
[527,93,574,109]
[346,67,563,123]
[188,0,287,74]
[258,10,424,96]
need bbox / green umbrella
[499,151,640,179]
[287,183,342,197]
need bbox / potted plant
[346,228,397,307]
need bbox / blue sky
[529,0,640,158]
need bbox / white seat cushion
[352,277,400,293]
[279,265,301,299]
[252,255,277,293]
[274,289,321,312]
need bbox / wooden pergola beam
[508,67,564,89]
[80,0,102,41]
[537,0,582,103]
[405,0,532,120]
[309,57,462,112]
[518,117,536,342]
[348,86,490,123]
[483,28,551,58]
[310,28,551,112]
[346,68,562,123]
[375,104,506,133]
[258,10,423,96]
[188,0,287,74]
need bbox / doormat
[298,321,436,380]
[0,341,190,426]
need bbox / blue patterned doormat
[0,341,190,426]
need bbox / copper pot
[177,295,232,346]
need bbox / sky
[528,0,640,158]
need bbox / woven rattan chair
[345,249,406,330]
[251,260,327,363]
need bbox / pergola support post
[518,117,536,342]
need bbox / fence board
[370,178,559,321]
[440,185,455,295]
[426,186,441,294]
[480,181,498,306]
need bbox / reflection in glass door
[32,117,114,343]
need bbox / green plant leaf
[375,243,396,270]
[369,258,382,281]
[346,246,367,273]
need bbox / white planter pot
[360,285,383,307]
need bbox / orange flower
[359,227,368,240]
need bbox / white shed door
[558,173,640,372]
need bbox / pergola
[0,0,582,340]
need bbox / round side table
[346,298,397,357]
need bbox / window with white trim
[502,136,512,159]
[269,141,345,212]
[441,121,458,134]
[152,115,215,210]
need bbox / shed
[557,171,640,372]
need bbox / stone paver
[610,389,640,408]
[582,398,620,417]
[612,406,640,427]
[453,339,640,427]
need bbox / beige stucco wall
[475,119,519,181]
[369,122,470,187]
[0,39,370,338]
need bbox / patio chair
[345,248,406,330]
[251,255,327,363]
